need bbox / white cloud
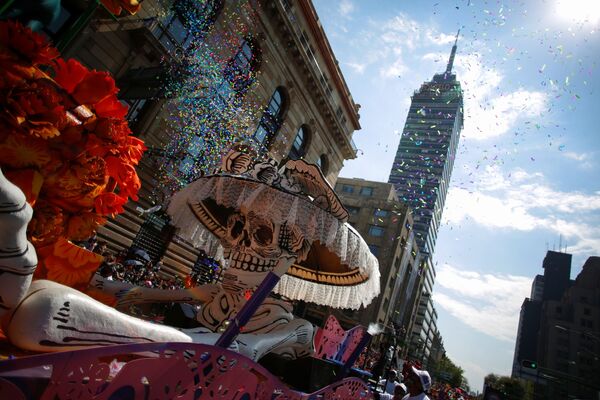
[451,53,548,140]
[433,264,532,342]
[339,0,354,17]
[563,151,588,161]
[562,150,594,169]
[426,29,456,45]
[379,58,408,78]
[443,167,600,255]
[346,61,366,74]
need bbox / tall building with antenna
[388,32,464,256]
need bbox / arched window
[289,125,310,159]
[254,87,287,146]
[316,154,328,175]
[223,36,261,96]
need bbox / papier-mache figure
[0,146,380,361]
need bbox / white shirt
[402,393,430,400]
[378,379,399,395]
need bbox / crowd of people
[87,235,186,290]
[372,364,475,400]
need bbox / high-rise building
[298,178,418,332]
[512,251,600,399]
[388,33,463,255]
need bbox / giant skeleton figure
[0,149,379,360]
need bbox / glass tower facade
[388,35,464,255]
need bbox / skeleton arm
[90,275,219,309]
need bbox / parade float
[0,21,380,399]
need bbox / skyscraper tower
[388,32,464,255]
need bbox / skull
[221,209,307,274]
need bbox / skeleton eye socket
[229,216,245,238]
[253,225,273,246]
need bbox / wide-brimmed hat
[167,149,380,309]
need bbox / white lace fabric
[168,176,380,310]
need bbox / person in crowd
[402,366,431,400]
[377,383,408,400]
[379,369,401,395]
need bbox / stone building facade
[299,177,418,336]
[46,0,361,277]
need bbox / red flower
[72,71,117,105]
[105,156,141,200]
[2,78,68,138]
[95,95,129,119]
[67,212,107,241]
[95,118,132,143]
[118,136,147,165]
[84,134,110,158]
[53,58,89,93]
[53,58,118,106]
[94,192,127,216]
[28,200,66,246]
[101,0,141,16]
[36,237,104,290]
[0,21,59,66]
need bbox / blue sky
[312,0,600,391]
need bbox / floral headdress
[0,21,146,289]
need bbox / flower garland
[0,21,146,289]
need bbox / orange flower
[3,79,68,138]
[101,0,141,16]
[28,200,66,246]
[0,134,52,168]
[72,71,117,105]
[52,58,89,93]
[94,192,127,216]
[66,212,107,241]
[3,169,44,205]
[95,118,132,143]
[105,156,141,200]
[0,21,59,66]
[44,159,109,212]
[95,95,128,119]
[117,136,147,165]
[84,134,110,158]
[38,237,104,289]
[84,286,117,307]
[53,58,118,107]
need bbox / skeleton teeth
[242,262,248,270]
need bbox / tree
[437,355,465,388]
[484,374,532,400]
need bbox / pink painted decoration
[0,342,373,399]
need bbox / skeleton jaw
[224,249,277,273]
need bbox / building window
[224,37,261,97]
[341,185,354,193]
[178,133,207,181]
[368,244,380,256]
[347,206,360,215]
[131,212,176,263]
[173,0,222,35]
[289,125,309,159]
[253,87,286,146]
[316,154,329,175]
[584,307,591,316]
[360,187,374,196]
[368,225,385,237]
[374,209,389,218]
